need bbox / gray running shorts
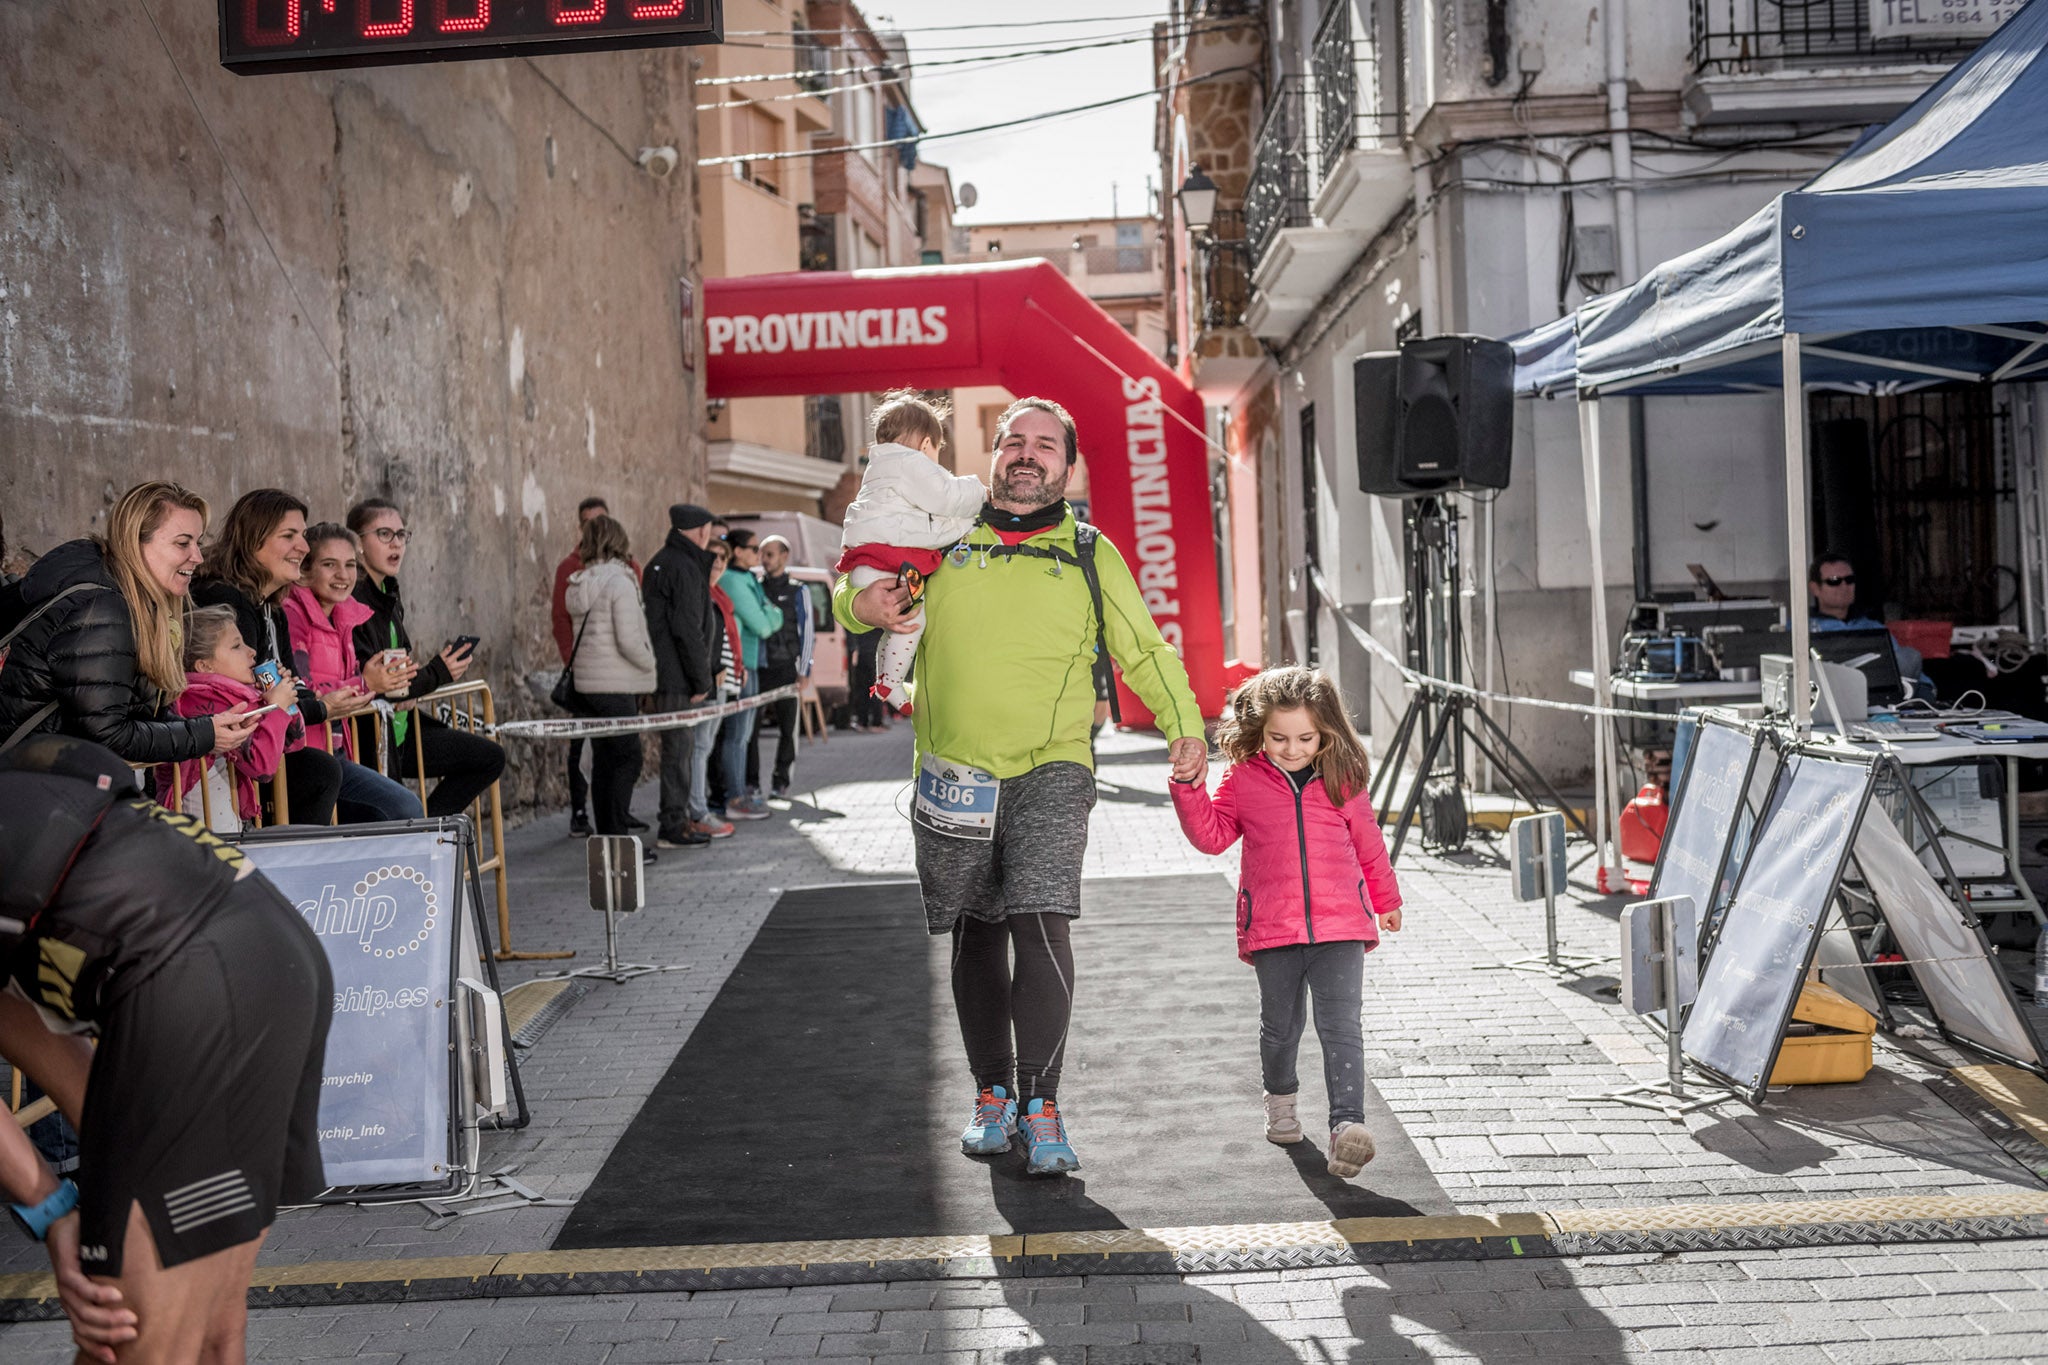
[913,760,1095,935]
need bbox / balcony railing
[1196,210,1251,331]
[1689,0,1987,74]
[1081,244,1156,276]
[1244,77,1313,263]
[794,33,833,95]
[799,208,837,272]
[805,395,846,464]
[1312,0,1400,171]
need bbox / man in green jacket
[836,397,1206,1176]
[714,528,783,821]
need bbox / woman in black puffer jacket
[0,482,264,764]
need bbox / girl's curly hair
[1214,665,1371,807]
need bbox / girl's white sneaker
[1327,1122,1376,1178]
[1262,1092,1303,1145]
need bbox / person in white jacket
[563,515,658,850]
[834,391,986,713]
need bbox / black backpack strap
[1073,524,1119,725]
[968,523,1120,724]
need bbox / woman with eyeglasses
[345,498,507,817]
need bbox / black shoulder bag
[552,612,592,714]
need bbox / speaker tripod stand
[1370,498,1592,863]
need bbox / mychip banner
[241,828,459,1188]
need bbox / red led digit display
[359,0,415,38]
[434,0,489,32]
[220,0,719,72]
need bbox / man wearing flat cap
[644,503,719,847]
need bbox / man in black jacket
[643,503,718,847]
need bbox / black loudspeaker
[1354,335,1515,496]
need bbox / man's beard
[993,460,1069,510]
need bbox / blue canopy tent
[1508,1,2048,880]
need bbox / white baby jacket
[840,443,987,552]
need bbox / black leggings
[274,747,341,826]
[395,716,508,818]
[949,913,1074,1104]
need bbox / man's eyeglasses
[370,528,411,544]
[1820,574,1855,587]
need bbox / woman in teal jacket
[715,529,783,820]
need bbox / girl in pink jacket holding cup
[1171,666,1403,1178]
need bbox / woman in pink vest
[284,523,416,817]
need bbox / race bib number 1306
[913,753,1001,841]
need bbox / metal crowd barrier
[371,680,568,963]
[151,683,561,961]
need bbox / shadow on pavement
[1342,1268,1631,1363]
[1281,1125,1433,1221]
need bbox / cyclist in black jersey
[0,734,331,1363]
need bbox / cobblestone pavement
[6,722,2046,1362]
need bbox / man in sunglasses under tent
[1808,551,1929,692]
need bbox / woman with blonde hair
[0,481,262,763]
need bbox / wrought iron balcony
[1312,0,1400,173]
[794,33,833,95]
[1195,211,1251,332]
[1244,78,1314,264]
[1689,0,1986,74]
[805,395,846,465]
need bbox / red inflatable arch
[704,260,1224,721]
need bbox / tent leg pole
[1784,334,1812,736]
[1580,395,1621,889]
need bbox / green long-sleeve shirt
[833,509,1202,777]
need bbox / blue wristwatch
[10,1178,79,1243]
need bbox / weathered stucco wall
[1,0,707,814]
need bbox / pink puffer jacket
[1172,754,1402,964]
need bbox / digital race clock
[219,0,723,74]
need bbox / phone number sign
[221,0,723,74]
[1869,0,2023,39]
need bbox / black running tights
[949,912,1074,1104]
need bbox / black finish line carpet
[554,875,1451,1248]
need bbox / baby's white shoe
[871,680,913,715]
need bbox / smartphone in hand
[449,634,480,657]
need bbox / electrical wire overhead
[694,21,1224,84]
[726,12,1183,36]
[696,66,1250,168]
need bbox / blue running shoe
[1019,1098,1080,1176]
[961,1085,1017,1155]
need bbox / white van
[726,513,848,709]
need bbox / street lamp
[1176,165,1218,236]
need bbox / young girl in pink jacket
[158,604,302,829]
[1171,665,1403,1179]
